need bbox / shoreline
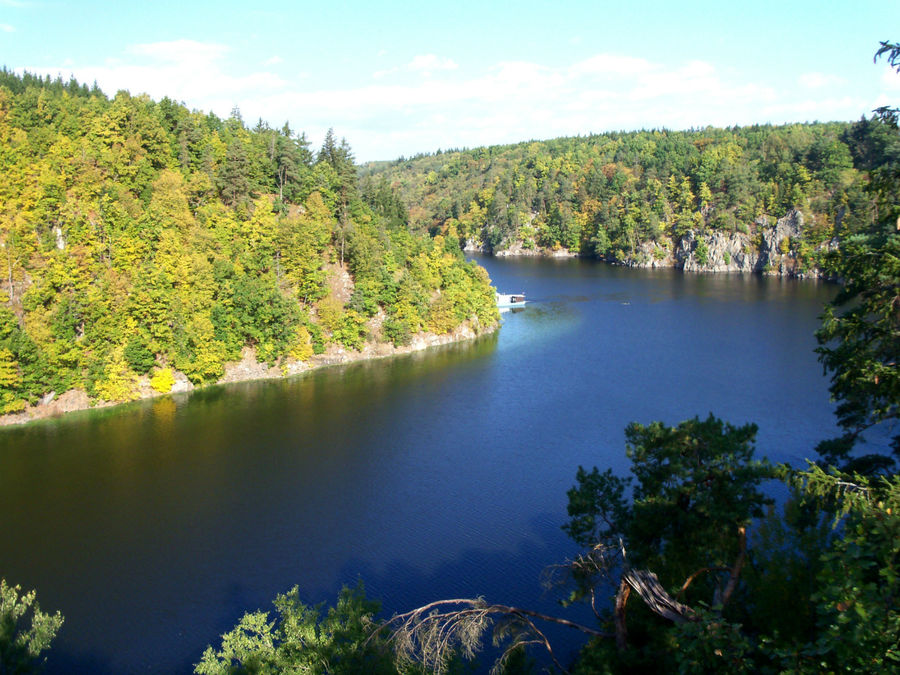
[0,320,498,429]
[471,247,832,280]
[465,210,834,279]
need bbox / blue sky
[2,0,899,161]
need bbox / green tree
[0,579,64,674]
[815,231,900,473]
[219,137,252,206]
[272,123,312,204]
[228,275,299,363]
[660,465,900,674]
[195,583,395,675]
[0,346,25,413]
[317,129,358,261]
[789,466,900,672]
[277,192,332,304]
[814,42,900,474]
[561,415,773,671]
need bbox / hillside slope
[361,122,891,275]
[0,71,499,417]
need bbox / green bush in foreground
[195,583,397,675]
[0,579,63,674]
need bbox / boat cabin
[496,293,526,308]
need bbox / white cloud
[375,53,457,79]
[127,39,228,64]
[240,52,869,159]
[28,39,284,114]
[246,54,772,158]
[0,23,14,32]
[372,67,397,80]
[263,55,283,66]
[346,50,893,157]
[761,96,864,120]
[881,64,900,90]
[798,72,846,89]
[408,54,457,73]
[569,53,655,78]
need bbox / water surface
[0,257,837,672]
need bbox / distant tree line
[361,118,895,271]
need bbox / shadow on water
[342,516,596,673]
[40,514,591,674]
[159,513,595,675]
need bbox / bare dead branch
[375,597,612,674]
[589,586,601,621]
[492,605,610,637]
[542,540,621,594]
[379,532,745,671]
[499,613,568,674]
[624,570,697,624]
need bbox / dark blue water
[0,257,837,673]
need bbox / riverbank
[0,319,497,428]
[467,210,835,280]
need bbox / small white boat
[496,292,526,308]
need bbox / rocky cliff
[609,210,831,278]
[475,209,835,278]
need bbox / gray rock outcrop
[621,209,824,278]
[757,210,804,275]
[679,230,759,273]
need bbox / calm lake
[0,256,838,673]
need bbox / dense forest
[0,70,498,416]
[361,119,896,275]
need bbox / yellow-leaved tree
[0,347,25,413]
[94,345,139,402]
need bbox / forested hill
[0,70,499,416]
[360,121,895,274]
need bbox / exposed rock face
[170,371,195,393]
[493,241,577,258]
[221,347,281,383]
[477,209,825,277]
[757,210,804,276]
[623,239,675,268]
[679,230,758,273]
[622,210,825,278]
[0,389,91,426]
[324,262,355,303]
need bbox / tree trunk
[615,578,631,652]
[717,526,746,608]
